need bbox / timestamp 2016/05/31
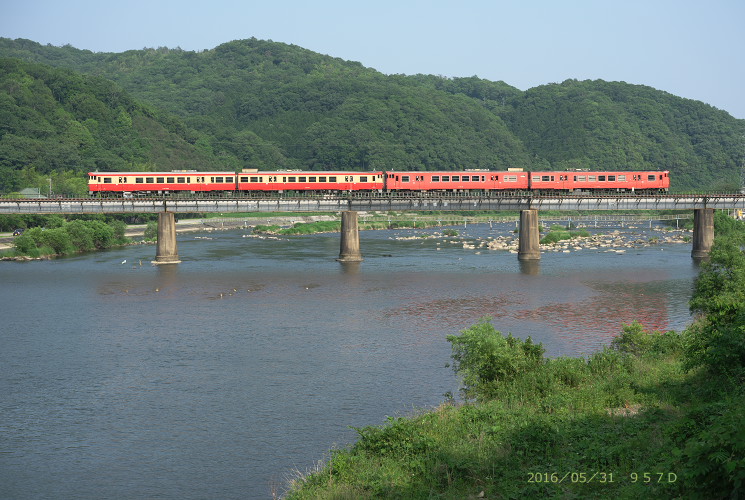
[527,472,677,484]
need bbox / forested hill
[0,57,225,194]
[1,37,743,192]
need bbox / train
[88,169,670,197]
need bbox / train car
[88,171,238,196]
[528,170,670,193]
[384,170,530,192]
[237,170,384,192]
[88,169,670,196]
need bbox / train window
[452,176,460,182]
[618,175,626,181]
[146,177,154,183]
[360,176,368,182]
[299,177,307,182]
[588,176,596,182]
[157,177,165,183]
[104,177,112,183]
[432,176,440,182]
[136,178,144,184]
[319,177,327,182]
[309,177,316,182]
[505,176,516,182]
[226,177,234,183]
[598,175,606,181]
[250,177,260,182]
[472,176,480,181]
[542,176,550,182]
[178,177,186,183]
[533,176,540,182]
[442,176,450,182]
[288,177,297,182]
[215,177,224,183]
[167,177,175,183]
[649,175,657,181]
[608,175,616,181]
[578,176,586,182]
[329,177,337,182]
[402,176,410,182]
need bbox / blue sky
[3,0,744,119]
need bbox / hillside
[0,57,224,194]
[1,37,743,191]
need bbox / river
[0,222,699,499]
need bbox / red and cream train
[88,169,670,197]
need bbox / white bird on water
[121,259,127,264]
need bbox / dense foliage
[685,212,745,379]
[1,37,743,192]
[0,57,220,194]
[6,217,128,257]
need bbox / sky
[3,0,744,119]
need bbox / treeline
[1,37,744,192]
[286,212,745,498]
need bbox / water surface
[0,223,698,499]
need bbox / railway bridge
[2,193,744,263]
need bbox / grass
[540,225,592,245]
[284,321,741,499]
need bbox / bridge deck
[1,194,743,214]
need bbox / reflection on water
[0,224,699,499]
[519,259,541,275]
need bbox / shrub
[679,394,745,498]
[611,321,682,357]
[446,318,545,400]
[65,219,95,251]
[36,227,74,255]
[12,233,37,254]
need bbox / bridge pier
[691,208,714,258]
[152,212,181,265]
[337,211,363,262]
[518,209,541,261]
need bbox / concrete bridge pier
[518,209,541,261]
[691,208,714,259]
[337,211,363,262]
[152,212,181,265]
